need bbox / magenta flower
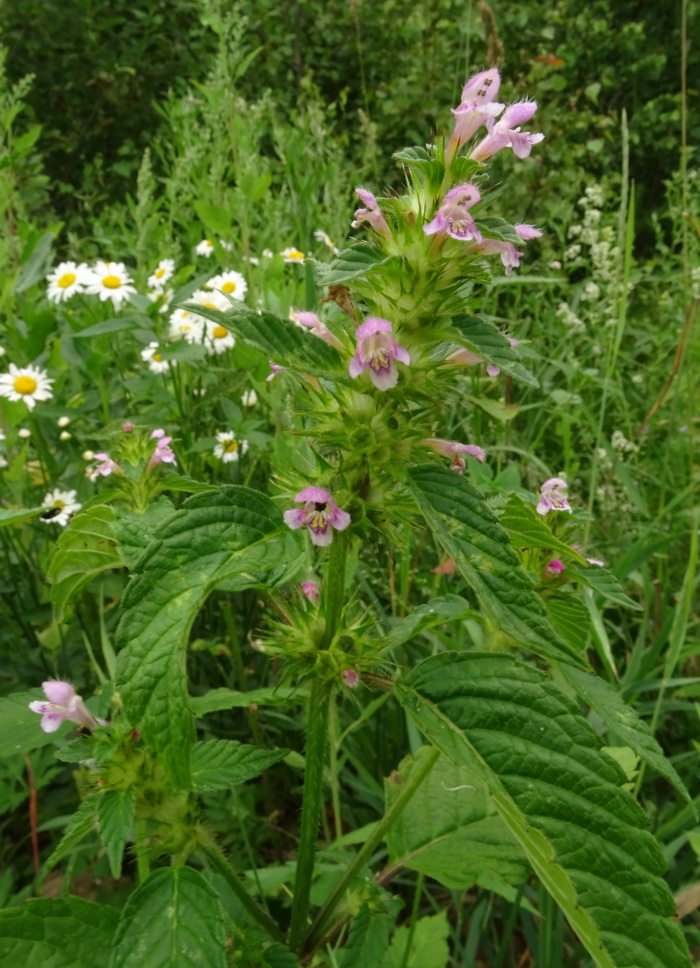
[448,338,517,377]
[536,477,572,516]
[351,187,391,238]
[448,68,504,158]
[266,361,286,382]
[473,224,542,276]
[122,423,133,432]
[349,318,410,391]
[342,669,360,688]
[87,453,120,481]
[28,681,103,734]
[423,184,482,242]
[291,310,343,351]
[148,429,177,470]
[283,486,351,547]
[470,101,544,162]
[423,438,486,472]
[544,559,565,578]
[300,581,320,603]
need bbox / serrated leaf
[570,563,641,610]
[407,466,585,668]
[382,912,450,968]
[191,740,289,792]
[178,301,343,378]
[0,897,118,967]
[385,748,527,889]
[339,902,389,968]
[264,943,301,968]
[315,242,391,286]
[109,866,226,968]
[0,691,71,757]
[112,497,177,570]
[499,494,587,560]
[380,595,478,653]
[449,314,539,387]
[0,505,44,528]
[562,666,692,808]
[98,789,135,877]
[396,653,691,968]
[191,686,309,716]
[47,506,122,622]
[546,594,591,653]
[116,486,303,788]
[45,794,100,872]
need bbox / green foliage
[448,315,539,387]
[98,789,135,878]
[0,897,118,967]
[0,690,70,756]
[191,739,289,792]
[382,912,450,968]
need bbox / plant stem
[323,530,348,647]
[303,744,440,955]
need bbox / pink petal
[369,362,399,391]
[42,680,75,705]
[295,486,332,504]
[40,713,65,733]
[356,317,392,340]
[283,508,306,530]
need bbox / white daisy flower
[281,247,305,264]
[0,364,54,410]
[314,229,340,254]
[85,261,136,310]
[147,258,175,290]
[18,427,31,439]
[206,270,247,301]
[46,261,91,304]
[189,288,231,340]
[195,239,214,257]
[40,488,82,527]
[204,320,235,355]
[241,389,257,407]
[214,430,249,463]
[141,342,171,374]
[168,309,204,344]
[147,289,173,314]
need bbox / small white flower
[41,488,82,527]
[242,255,260,266]
[0,455,7,469]
[280,247,305,264]
[46,261,91,304]
[59,431,72,441]
[168,309,204,344]
[147,258,175,290]
[57,415,71,428]
[214,430,249,463]
[0,346,5,357]
[0,430,5,442]
[0,364,54,410]
[18,428,31,439]
[141,342,171,374]
[314,229,340,254]
[204,319,235,355]
[147,289,174,313]
[195,239,215,257]
[206,270,247,301]
[85,261,136,310]
[241,389,257,407]
[262,249,274,259]
[82,450,95,461]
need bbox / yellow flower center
[155,268,165,278]
[288,250,304,260]
[202,301,218,310]
[14,376,38,395]
[54,500,65,510]
[58,272,76,288]
[226,441,238,453]
[221,281,236,293]
[102,274,122,289]
[153,353,162,362]
[213,326,228,339]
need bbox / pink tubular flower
[536,477,572,516]
[473,224,542,276]
[470,101,544,162]
[349,318,410,391]
[87,453,120,481]
[291,310,343,351]
[148,429,176,470]
[448,338,517,377]
[266,361,286,382]
[423,184,482,242]
[544,559,565,578]
[29,681,103,734]
[300,581,320,603]
[342,669,360,688]
[351,187,391,237]
[422,438,486,472]
[448,68,504,158]
[283,486,351,547]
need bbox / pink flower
[448,338,518,377]
[472,224,542,276]
[470,101,544,162]
[291,310,343,351]
[544,559,565,578]
[351,187,391,238]
[572,545,605,567]
[148,429,177,470]
[422,438,486,472]
[423,184,482,242]
[349,318,410,391]
[266,361,286,382]
[283,486,351,547]
[87,453,120,481]
[300,581,320,603]
[342,669,360,688]
[536,477,572,516]
[28,681,103,734]
[448,68,504,158]
[122,423,134,432]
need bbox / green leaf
[178,301,343,378]
[396,653,691,968]
[382,912,450,968]
[112,497,177,570]
[380,595,478,653]
[191,686,308,716]
[116,486,303,788]
[339,902,389,968]
[448,314,538,387]
[0,505,44,528]
[45,794,100,872]
[562,666,692,808]
[0,897,118,967]
[191,740,289,792]
[98,789,135,877]
[264,943,301,968]
[14,231,55,293]
[498,495,587,561]
[407,466,585,668]
[569,563,642,610]
[385,748,527,889]
[315,242,391,286]
[74,317,145,338]
[193,200,232,239]
[0,690,72,757]
[47,507,123,622]
[109,866,226,968]
[546,594,591,653]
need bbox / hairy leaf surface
[0,897,118,967]
[314,242,391,286]
[379,595,478,653]
[48,506,122,622]
[98,789,135,877]
[191,740,289,792]
[448,314,538,387]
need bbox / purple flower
[351,187,391,238]
[448,68,504,158]
[266,361,286,382]
[291,310,343,351]
[283,486,351,547]
[423,184,482,242]
[28,681,103,734]
[300,581,320,603]
[423,438,486,472]
[148,428,177,470]
[544,559,565,578]
[536,477,572,516]
[349,318,410,391]
[470,101,544,163]
[87,453,120,481]
[473,224,542,276]
[342,669,360,688]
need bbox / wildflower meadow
[0,2,698,966]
